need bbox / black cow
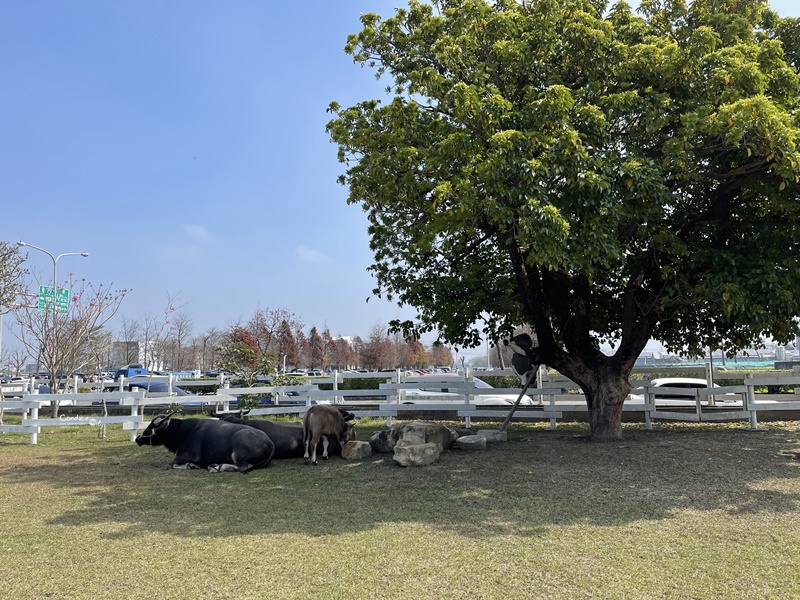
[135,413,275,473]
[210,408,355,460]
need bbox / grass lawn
[2,417,800,599]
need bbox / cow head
[338,409,355,422]
[135,411,178,446]
[339,421,356,447]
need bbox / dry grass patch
[1,419,800,598]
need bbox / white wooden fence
[3,367,800,444]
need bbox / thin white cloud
[182,224,212,242]
[296,245,332,264]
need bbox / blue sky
[2,1,799,354]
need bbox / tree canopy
[327,0,800,439]
[0,241,28,310]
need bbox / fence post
[222,378,230,412]
[130,398,139,442]
[536,364,546,406]
[793,366,800,397]
[464,370,473,429]
[29,403,38,445]
[386,373,397,427]
[705,362,715,406]
[745,373,758,430]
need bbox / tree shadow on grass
[2,423,800,540]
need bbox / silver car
[400,374,536,406]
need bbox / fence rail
[4,366,800,444]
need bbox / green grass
[2,418,800,599]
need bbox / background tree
[275,320,301,371]
[11,274,127,416]
[137,293,187,371]
[431,342,454,368]
[322,326,334,370]
[246,306,303,355]
[116,316,141,366]
[308,326,325,369]
[6,347,29,377]
[0,241,29,381]
[218,329,276,389]
[328,0,800,440]
[194,327,223,373]
[407,339,430,369]
[359,325,397,370]
[330,336,358,370]
[166,311,194,370]
[0,241,28,309]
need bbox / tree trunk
[584,374,631,441]
[558,356,633,442]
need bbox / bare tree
[0,241,29,384]
[137,292,188,371]
[193,327,223,373]
[166,311,194,370]
[0,241,28,308]
[6,347,29,377]
[115,316,141,366]
[10,273,128,416]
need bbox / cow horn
[152,410,178,426]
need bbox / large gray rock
[369,421,459,454]
[393,440,440,467]
[341,441,373,460]
[455,435,487,450]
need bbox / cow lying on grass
[303,404,356,465]
[135,413,275,473]
[210,409,355,460]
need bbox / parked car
[401,374,536,406]
[646,378,715,398]
[128,381,191,396]
[629,377,734,404]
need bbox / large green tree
[327,0,800,440]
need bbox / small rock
[476,429,507,442]
[456,435,487,451]
[342,440,373,460]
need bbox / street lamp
[17,241,89,391]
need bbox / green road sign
[38,286,69,313]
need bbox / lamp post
[17,241,88,392]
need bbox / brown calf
[303,404,356,465]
